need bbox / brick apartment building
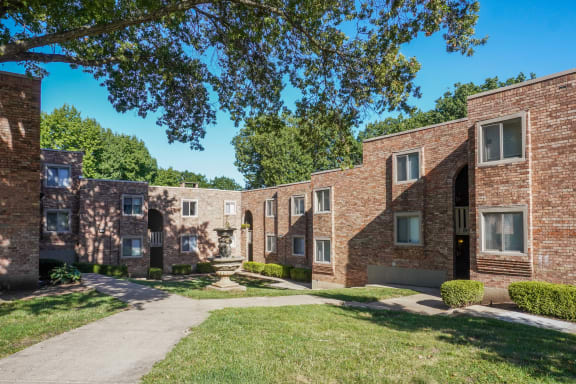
[1,68,575,289]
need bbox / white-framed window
[478,112,526,165]
[292,235,305,256]
[182,199,198,217]
[45,164,71,188]
[314,188,331,213]
[292,195,305,216]
[480,207,527,255]
[394,212,422,246]
[265,199,276,217]
[121,237,142,258]
[45,209,70,232]
[266,234,277,253]
[224,200,237,215]
[314,238,331,264]
[122,195,143,216]
[181,234,198,253]
[394,149,421,183]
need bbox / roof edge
[362,118,468,144]
[243,179,311,192]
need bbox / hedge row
[172,264,192,275]
[148,268,163,280]
[440,280,484,308]
[74,262,129,277]
[509,281,576,321]
[242,262,312,282]
[196,262,215,274]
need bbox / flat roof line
[149,185,242,192]
[42,148,85,154]
[243,179,311,192]
[311,164,363,176]
[362,118,468,144]
[468,68,576,100]
[80,177,148,185]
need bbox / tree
[210,176,242,191]
[40,105,104,178]
[358,73,536,140]
[1,1,486,153]
[153,167,183,187]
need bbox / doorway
[453,166,470,279]
[244,210,253,261]
[148,209,164,269]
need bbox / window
[45,165,71,188]
[395,212,422,245]
[224,201,236,215]
[266,234,276,253]
[315,188,331,213]
[315,239,331,264]
[122,237,142,258]
[292,195,305,216]
[479,114,525,164]
[122,195,143,216]
[265,199,276,217]
[181,235,198,253]
[182,199,198,217]
[45,210,70,232]
[395,150,420,183]
[292,236,305,256]
[482,210,525,254]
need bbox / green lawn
[0,290,126,358]
[131,275,416,302]
[142,305,576,384]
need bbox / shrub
[50,264,81,285]
[148,268,163,280]
[262,263,284,278]
[290,268,312,282]
[196,262,214,274]
[39,258,65,280]
[281,265,293,278]
[73,262,128,277]
[172,264,192,275]
[441,280,484,308]
[508,281,576,321]
[243,261,265,274]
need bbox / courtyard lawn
[142,305,576,384]
[131,275,416,302]
[0,290,126,358]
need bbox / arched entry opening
[453,166,470,279]
[244,210,254,261]
[148,209,164,269]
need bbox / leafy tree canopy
[41,105,242,189]
[1,0,485,153]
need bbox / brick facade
[0,72,41,289]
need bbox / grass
[142,305,576,384]
[131,275,416,302]
[0,290,126,358]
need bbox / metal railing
[454,207,469,235]
[149,231,163,247]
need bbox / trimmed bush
[262,263,284,278]
[39,258,65,280]
[196,262,215,274]
[441,280,484,308]
[290,267,312,282]
[73,262,128,277]
[172,264,192,275]
[281,265,293,278]
[50,264,81,285]
[508,281,576,321]
[243,261,265,274]
[148,268,163,280]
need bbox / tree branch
[0,51,119,66]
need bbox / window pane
[191,236,197,250]
[482,124,501,162]
[58,167,70,187]
[46,212,58,231]
[182,201,190,216]
[132,198,142,215]
[397,155,407,181]
[57,212,69,231]
[182,237,190,252]
[503,213,524,252]
[397,217,409,243]
[409,216,420,244]
[484,213,502,251]
[503,118,522,159]
[123,239,132,256]
[293,237,304,255]
[47,167,58,186]
[323,190,330,212]
[315,240,324,262]
[123,198,132,215]
[190,201,197,216]
[132,239,141,256]
[408,153,419,180]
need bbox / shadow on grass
[337,305,576,383]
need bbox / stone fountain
[206,224,246,292]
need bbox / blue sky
[2,0,575,185]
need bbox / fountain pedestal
[206,227,246,292]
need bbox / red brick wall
[148,186,242,271]
[77,179,149,277]
[40,149,84,261]
[468,71,576,287]
[0,72,41,289]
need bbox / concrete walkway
[0,274,340,384]
[0,276,574,383]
